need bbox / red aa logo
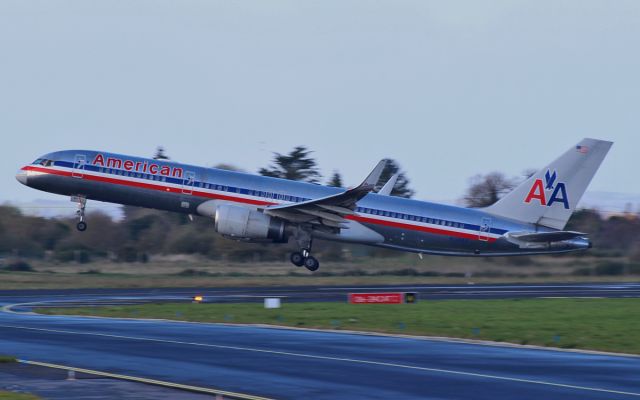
[524,170,569,210]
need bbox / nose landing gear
[72,195,87,231]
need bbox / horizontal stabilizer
[505,230,587,243]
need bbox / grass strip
[36,298,640,355]
[0,356,16,363]
[0,393,41,400]
[0,393,40,400]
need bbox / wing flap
[298,208,347,223]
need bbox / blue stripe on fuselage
[53,158,508,236]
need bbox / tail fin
[485,138,613,230]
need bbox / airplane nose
[16,168,28,185]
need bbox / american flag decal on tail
[576,145,589,154]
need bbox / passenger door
[182,171,196,195]
[73,154,86,178]
[478,217,492,241]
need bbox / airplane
[16,138,612,272]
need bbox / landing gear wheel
[304,256,320,272]
[290,252,305,267]
[73,195,88,232]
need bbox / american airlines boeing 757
[16,139,612,271]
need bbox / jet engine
[214,204,287,242]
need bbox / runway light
[404,292,418,304]
[192,295,204,303]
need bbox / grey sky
[1,1,638,207]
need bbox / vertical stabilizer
[485,138,612,230]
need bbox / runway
[1,283,639,399]
[2,282,640,309]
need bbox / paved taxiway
[2,282,640,308]
[1,283,639,399]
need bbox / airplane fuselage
[17,150,590,257]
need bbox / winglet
[378,173,399,196]
[361,159,387,190]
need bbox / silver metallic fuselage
[17,150,590,256]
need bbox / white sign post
[264,298,281,309]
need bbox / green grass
[0,355,16,363]
[0,392,41,400]
[36,298,640,355]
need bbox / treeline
[0,204,363,264]
[0,205,638,266]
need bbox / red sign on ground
[349,293,403,304]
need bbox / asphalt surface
[2,282,640,308]
[0,362,213,400]
[0,283,639,399]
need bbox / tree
[463,172,516,208]
[259,146,321,183]
[376,159,415,198]
[327,171,343,188]
[153,146,170,160]
[214,163,245,172]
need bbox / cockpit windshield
[32,159,54,166]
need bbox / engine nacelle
[214,204,286,242]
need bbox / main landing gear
[290,249,319,272]
[73,195,87,232]
[290,231,320,272]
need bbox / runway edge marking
[4,324,640,398]
[17,359,274,400]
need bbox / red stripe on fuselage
[23,166,493,242]
[347,215,496,242]
[22,165,274,206]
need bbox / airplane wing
[505,230,587,243]
[378,173,399,196]
[263,160,387,229]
